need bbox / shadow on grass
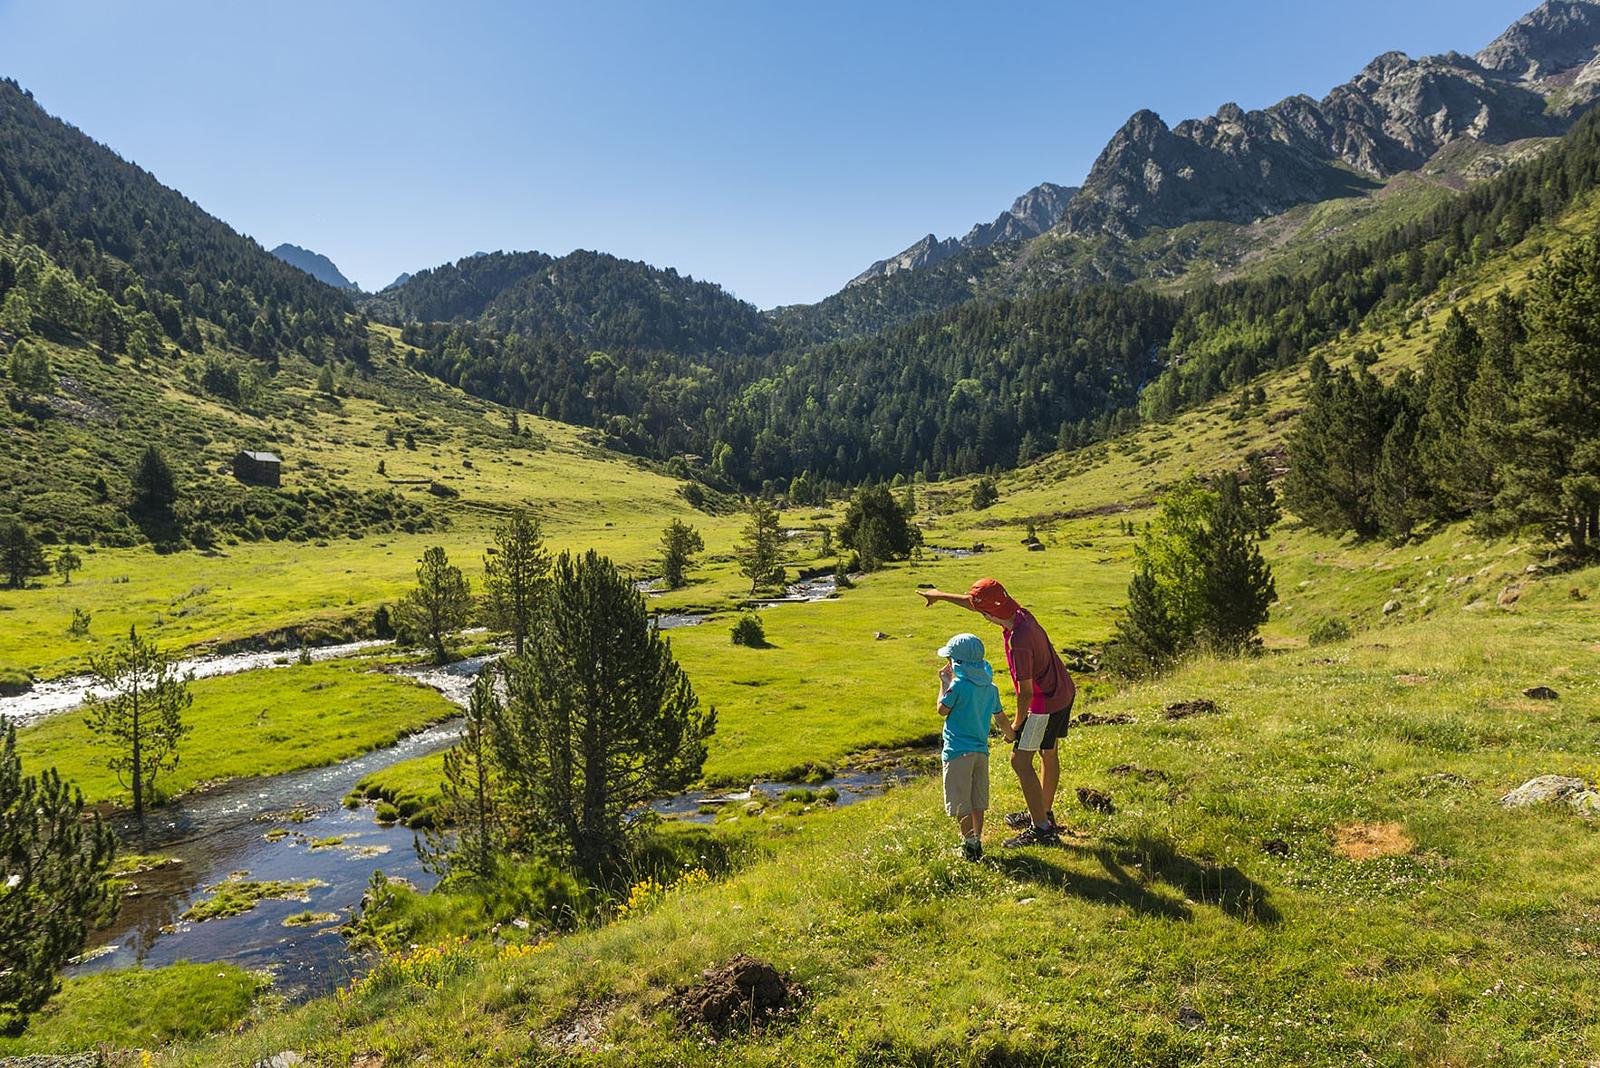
[995,834,1281,925]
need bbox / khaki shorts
[943,752,990,817]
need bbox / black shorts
[1014,703,1073,752]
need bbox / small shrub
[67,606,92,637]
[731,613,766,647]
[1308,617,1353,646]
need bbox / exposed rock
[1383,600,1402,615]
[1056,4,1599,244]
[1522,685,1560,700]
[1177,1004,1206,1030]
[1163,698,1217,720]
[1262,838,1290,856]
[849,183,1078,286]
[873,631,889,641]
[1498,583,1525,607]
[1026,542,1046,552]
[1499,775,1598,815]
[1076,786,1115,813]
[256,1054,304,1068]
[665,954,799,1033]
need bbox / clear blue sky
[0,0,1537,307]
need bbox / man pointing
[920,578,1075,847]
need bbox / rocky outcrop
[1057,2,1600,240]
[848,182,1077,286]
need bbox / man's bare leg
[1040,748,1060,820]
[1009,748,1048,823]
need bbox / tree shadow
[995,833,1280,926]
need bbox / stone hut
[233,450,281,487]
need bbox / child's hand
[938,662,954,686]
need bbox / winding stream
[0,638,392,728]
[10,589,916,1001]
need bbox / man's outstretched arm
[919,588,974,609]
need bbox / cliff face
[848,182,1077,286]
[1060,2,1600,239]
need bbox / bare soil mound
[666,954,799,1033]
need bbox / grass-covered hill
[54,307,1594,1065]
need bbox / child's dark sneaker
[962,839,983,862]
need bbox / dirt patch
[1163,699,1217,720]
[665,955,799,1034]
[544,997,620,1052]
[1108,763,1168,782]
[1076,787,1115,813]
[1334,822,1414,861]
[1075,711,1134,727]
[1393,674,1430,686]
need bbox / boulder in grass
[1499,775,1600,816]
[1382,600,1402,615]
[1521,685,1559,700]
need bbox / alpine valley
[0,3,1597,1065]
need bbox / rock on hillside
[1058,1,1600,239]
[270,243,360,291]
[848,182,1077,286]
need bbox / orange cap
[968,578,1020,619]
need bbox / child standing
[936,632,1005,861]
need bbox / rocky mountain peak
[848,182,1078,287]
[1476,0,1600,80]
[1056,1,1594,242]
[270,243,359,291]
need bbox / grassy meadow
[174,551,1600,1066]
[3,172,1600,1064]
[15,658,455,805]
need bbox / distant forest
[5,73,1600,496]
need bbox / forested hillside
[390,102,1600,490]
[0,80,363,365]
[368,248,782,355]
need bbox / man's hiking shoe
[1004,810,1059,832]
[962,839,984,862]
[1002,825,1060,849]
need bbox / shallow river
[33,629,914,1000]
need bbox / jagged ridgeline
[385,102,1600,489]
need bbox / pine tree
[837,485,919,571]
[1372,408,1428,541]
[54,545,81,585]
[1196,475,1277,653]
[0,722,115,1034]
[659,518,704,589]
[82,626,193,822]
[735,499,784,593]
[1498,236,1600,549]
[1107,566,1184,678]
[131,445,177,521]
[1240,454,1280,538]
[0,519,48,589]
[398,547,472,663]
[482,512,548,656]
[423,671,504,876]
[489,550,714,875]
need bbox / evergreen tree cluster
[1108,475,1277,677]
[1286,234,1600,551]
[0,81,366,367]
